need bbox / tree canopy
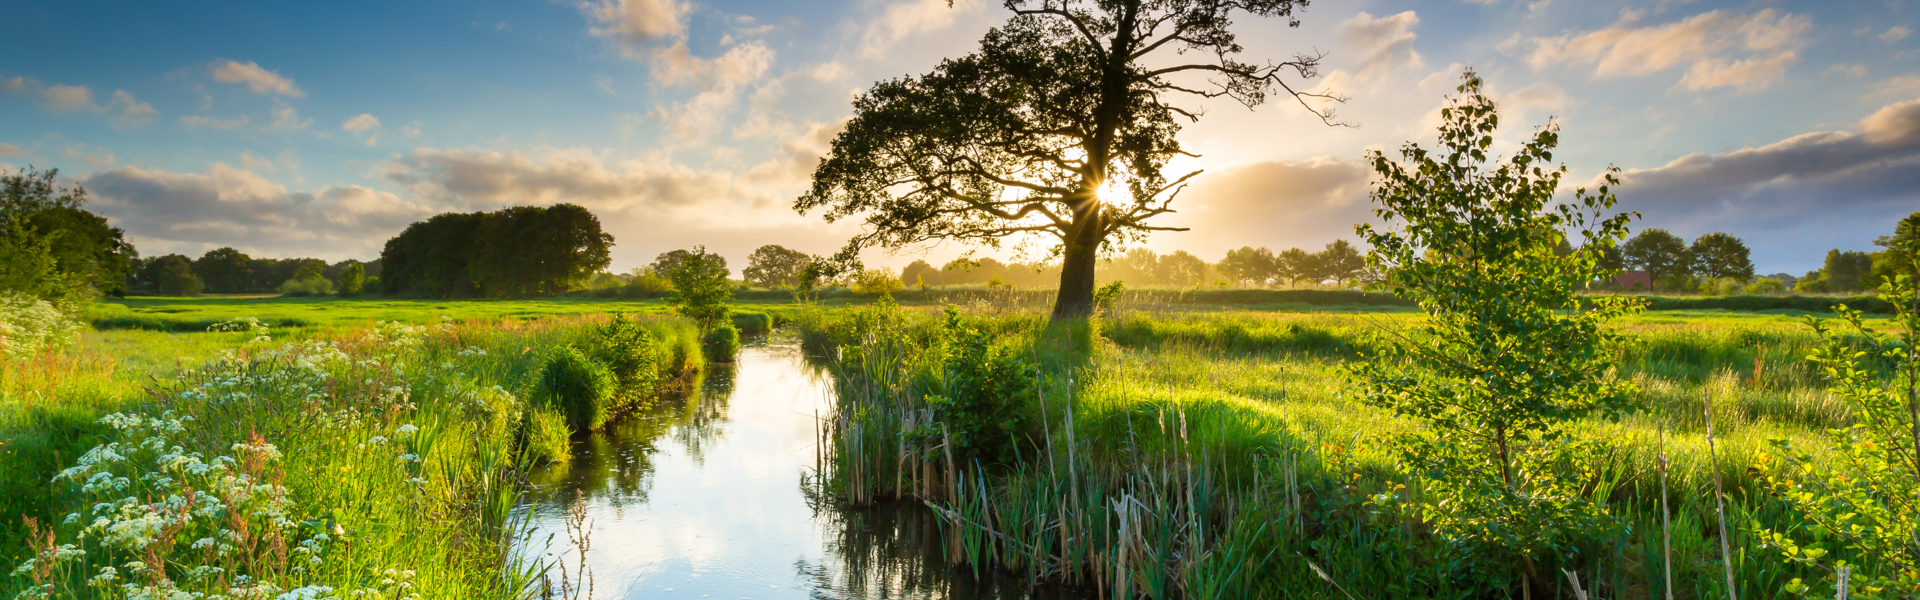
[1622,228,1689,281]
[379,204,612,298]
[797,0,1338,319]
[1689,231,1755,280]
[742,244,814,289]
[0,166,135,301]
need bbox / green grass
[799,302,1878,599]
[1,300,717,599]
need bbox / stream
[517,340,1089,600]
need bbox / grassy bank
[1,310,709,599]
[798,301,1880,599]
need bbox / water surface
[519,342,1084,600]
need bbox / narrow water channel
[518,341,1088,600]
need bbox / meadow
[0,291,1902,599]
[797,293,1904,599]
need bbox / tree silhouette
[797,0,1340,319]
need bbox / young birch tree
[1349,70,1640,595]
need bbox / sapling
[1350,69,1641,595]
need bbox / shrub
[645,319,705,378]
[534,346,617,432]
[852,267,904,295]
[523,405,573,463]
[1747,276,1787,294]
[731,311,772,334]
[279,276,334,296]
[586,314,664,407]
[926,309,1037,465]
[1699,276,1746,296]
[703,323,741,363]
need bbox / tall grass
[800,305,1857,598]
[1,312,709,599]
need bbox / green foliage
[535,346,618,432]
[851,267,904,295]
[925,308,1037,465]
[379,204,612,297]
[468,203,614,296]
[0,222,86,303]
[338,262,366,295]
[278,276,334,296]
[664,245,733,327]
[1748,276,1788,294]
[1757,259,1920,597]
[702,323,741,363]
[523,405,573,463]
[730,311,772,334]
[585,313,666,406]
[1691,231,1757,280]
[1625,228,1692,281]
[0,168,132,301]
[1352,70,1641,593]
[1092,280,1125,314]
[742,244,814,288]
[18,206,136,297]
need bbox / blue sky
[3,0,1917,275]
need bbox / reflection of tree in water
[523,369,738,513]
[672,365,734,464]
[797,488,1092,599]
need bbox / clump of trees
[1795,212,1919,293]
[124,248,379,298]
[1617,227,1764,293]
[378,203,612,298]
[1,167,136,302]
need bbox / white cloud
[581,0,688,51]
[1608,97,1920,269]
[857,0,980,60]
[80,163,432,259]
[1874,74,1920,98]
[179,114,251,130]
[1521,9,1811,91]
[0,143,19,158]
[651,41,775,141]
[209,60,304,97]
[1883,26,1913,43]
[269,101,311,131]
[61,144,116,168]
[342,113,381,133]
[1339,11,1423,77]
[2,77,155,126]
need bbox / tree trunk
[1051,218,1101,320]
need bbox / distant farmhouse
[1613,270,1652,290]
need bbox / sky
[2,0,1917,276]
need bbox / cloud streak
[210,60,304,97]
[1521,9,1811,91]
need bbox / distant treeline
[1612,213,1918,294]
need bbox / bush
[852,267,905,295]
[644,318,705,377]
[1747,277,1787,294]
[586,314,666,408]
[1699,277,1746,296]
[534,346,617,432]
[523,405,573,463]
[279,276,334,296]
[927,310,1037,464]
[731,311,772,334]
[703,323,741,363]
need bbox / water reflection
[518,340,1089,600]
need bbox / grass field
[798,296,1901,599]
[3,292,1904,599]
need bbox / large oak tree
[796,0,1338,319]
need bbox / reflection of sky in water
[518,342,1090,600]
